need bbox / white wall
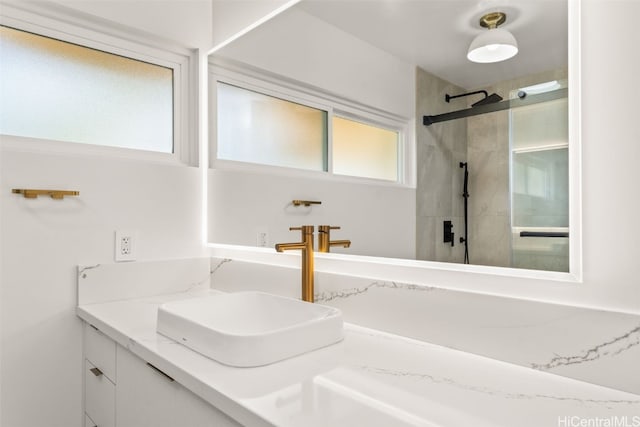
[209,169,415,259]
[0,143,204,427]
[52,0,213,49]
[211,0,300,50]
[577,0,640,311]
[0,1,209,425]
[215,7,415,118]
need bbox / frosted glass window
[0,26,173,153]
[217,82,327,171]
[332,116,398,181]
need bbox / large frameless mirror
[207,0,579,276]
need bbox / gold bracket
[292,200,321,207]
[12,189,80,200]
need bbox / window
[332,116,398,181]
[0,19,190,160]
[217,83,327,171]
[214,78,404,183]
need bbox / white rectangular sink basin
[156,291,344,367]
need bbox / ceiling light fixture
[467,12,518,64]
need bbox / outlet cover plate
[115,230,137,262]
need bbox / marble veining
[532,324,640,370]
[359,366,640,409]
[176,275,211,295]
[78,284,640,427]
[209,257,640,394]
[210,258,233,277]
[79,263,101,279]
[78,288,640,427]
[315,280,436,303]
[78,258,211,305]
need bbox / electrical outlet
[115,230,137,262]
[256,230,268,247]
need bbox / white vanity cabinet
[115,345,240,427]
[83,323,241,427]
[84,324,116,427]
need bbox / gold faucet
[275,225,315,303]
[317,225,351,253]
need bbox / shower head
[445,90,503,107]
[471,93,503,107]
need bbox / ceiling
[297,0,568,89]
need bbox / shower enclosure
[417,67,569,272]
[510,94,569,272]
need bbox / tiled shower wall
[415,67,467,263]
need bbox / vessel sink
[156,291,344,367]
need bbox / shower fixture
[472,92,503,106]
[423,87,567,126]
[445,90,503,107]
[459,162,470,264]
[467,12,518,63]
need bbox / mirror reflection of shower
[417,67,568,272]
[510,82,569,272]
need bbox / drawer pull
[89,367,103,377]
[146,362,175,382]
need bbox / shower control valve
[443,221,455,247]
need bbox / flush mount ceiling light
[467,12,518,63]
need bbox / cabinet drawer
[85,359,115,427]
[84,323,116,382]
[116,346,241,427]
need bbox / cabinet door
[115,345,241,427]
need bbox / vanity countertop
[77,289,640,427]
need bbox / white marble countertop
[77,289,640,427]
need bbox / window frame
[210,59,412,187]
[0,3,197,166]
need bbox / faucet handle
[318,225,340,232]
[289,225,314,235]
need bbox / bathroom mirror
[208,0,578,275]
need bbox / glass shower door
[510,97,569,272]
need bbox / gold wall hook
[12,189,80,199]
[292,200,321,207]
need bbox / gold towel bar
[292,200,321,207]
[12,189,80,200]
